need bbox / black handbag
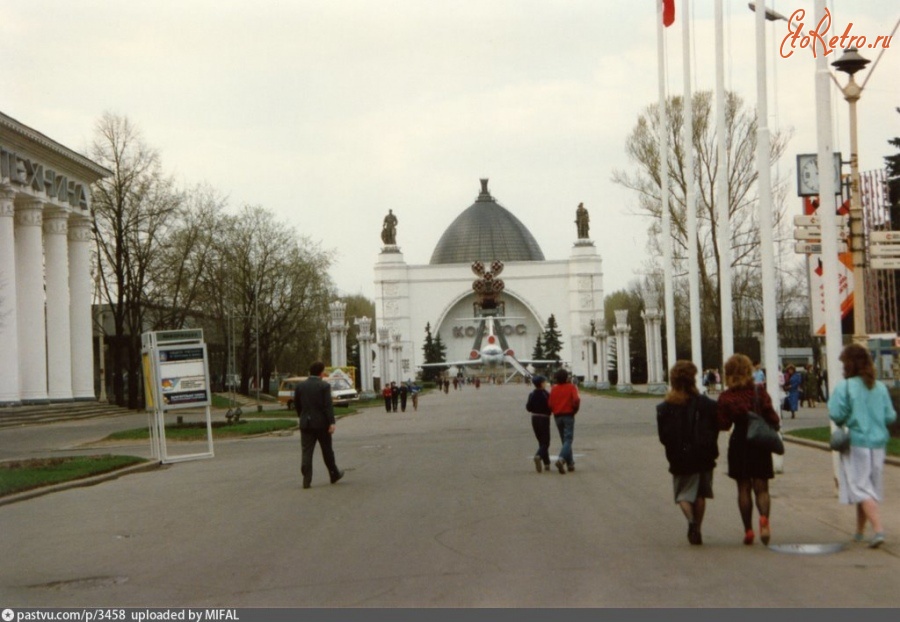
[746,388,785,455]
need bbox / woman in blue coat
[828,344,897,548]
[783,365,802,418]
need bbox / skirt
[837,446,886,504]
[673,470,714,503]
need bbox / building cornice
[0,111,112,181]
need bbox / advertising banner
[156,345,210,409]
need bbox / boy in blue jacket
[526,375,552,472]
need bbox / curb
[0,460,163,507]
[784,434,900,467]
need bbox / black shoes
[555,459,566,474]
[330,470,345,484]
[688,522,702,545]
[302,476,312,489]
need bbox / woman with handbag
[828,343,897,548]
[656,361,719,545]
[717,353,781,545]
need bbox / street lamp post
[832,47,872,345]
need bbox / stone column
[642,307,666,394]
[355,316,374,395]
[377,327,391,388]
[69,215,95,400]
[582,336,595,388]
[44,210,74,400]
[0,186,20,405]
[391,332,403,384]
[15,199,48,403]
[614,309,633,392]
[596,328,610,390]
[328,300,348,368]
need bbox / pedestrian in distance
[803,367,818,408]
[399,382,409,412]
[717,354,780,545]
[410,382,420,411]
[390,381,399,412]
[752,362,765,387]
[783,365,801,419]
[656,360,720,545]
[526,375,552,473]
[294,361,344,489]
[828,343,897,548]
[381,384,392,413]
[549,368,580,474]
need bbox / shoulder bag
[746,387,785,455]
[830,426,851,452]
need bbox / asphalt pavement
[0,385,898,607]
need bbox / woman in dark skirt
[717,353,781,546]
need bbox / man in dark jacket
[294,361,344,489]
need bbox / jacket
[526,388,551,416]
[828,377,897,449]
[657,395,719,475]
[548,382,580,416]
[295,375,336,430]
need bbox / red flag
[662,0,675,27]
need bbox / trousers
[300,427,339,482]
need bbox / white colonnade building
[0,112,110,406]
[374,179,604,384]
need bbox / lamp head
[832,47,871,77]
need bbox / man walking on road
[294,361,344,489]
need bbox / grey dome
[429,179,545,265]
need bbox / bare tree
[193,206,335,394]
[612,91,793,367]
[91,113,182,408]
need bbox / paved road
[1,385,898,607]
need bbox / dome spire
[478,178,492,201]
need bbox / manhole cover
[768,543,846,555]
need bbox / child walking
[526,375,552,472]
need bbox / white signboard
[870,245,900,258]
[870,231,900,244]
[870,257,900,270]
[795,241,848,254]
[155,345,210,409]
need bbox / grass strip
[105,419,298,442]
[786,426,900,457]
[581,388,659,399]
[0,455,147,497]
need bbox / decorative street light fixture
[832,47,872,344]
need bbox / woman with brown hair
[717,353,781,545]
[656,360,719,545]
[828,343,897,548]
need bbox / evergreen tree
[433,333,447,365]
[532,333,545,360]
[542,314,563,363]
[421,323,446,382]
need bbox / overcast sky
[3,1,898,301]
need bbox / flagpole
[658,0,676,375]
[715,0,734,364]
[755,0,780,405]
[683,0,703,379]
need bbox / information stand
[142,329,215,464]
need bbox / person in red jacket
[548,368,581,473]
